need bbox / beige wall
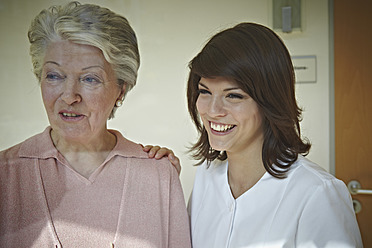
[0,0,330,200]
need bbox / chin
[52,126,88,139]
[209,142,227,153]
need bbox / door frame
[328,0,335,175]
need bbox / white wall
[0,0,330,201]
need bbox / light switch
[282,6,292,33]
[273,0,301,33]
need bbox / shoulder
[111,130,178,178]
[129,155,177,177]
[284,156,350,203]
[0,131,41,165]
[1,127,54,163]
[0,138,36,186]
[287,158,362,246]
[0,142,23,166]
[288,155,342,186]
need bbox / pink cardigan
[0,127,191,248]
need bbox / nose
[61,79,82,105]
[207,96,227,117]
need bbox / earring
[115,99,123,107]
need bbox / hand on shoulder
[141,145,181,175]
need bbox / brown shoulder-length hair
[187,22,311,178]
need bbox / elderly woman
[0,2,191,247]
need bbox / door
[334,0,372,246]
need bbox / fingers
[142,144,153,152]
[142,145,171,159]
[142,145,162,158]
[142,144,182,175]
[168,153,181,175]
[153,147,170,159]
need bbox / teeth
[210,122,234,132]
[62,113,79,117]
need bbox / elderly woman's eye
[46,73,63,81]
[81,75,102,84]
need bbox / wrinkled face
[196,77,264,155]
[41,40,124,142]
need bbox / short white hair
[28,1,140,118]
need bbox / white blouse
[188,156,363,248]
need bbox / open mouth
[210,122,236,133]
[59,111,84,120]
[61,113,81,117]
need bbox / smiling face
[196,77,264,156]
[41,40,124,143]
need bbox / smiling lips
[210,122,236,133]
[59,111,84,121]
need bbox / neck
[51,129,116,178]
[226,143,266,199]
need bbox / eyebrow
[198,82,241,92]
[43,61,104,71]
[43,61,60,66]
[82,65,105,71]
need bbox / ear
[118,83,127,100]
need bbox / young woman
[147,22,362,247]
[186,22,362,248]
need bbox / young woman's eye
[227,93,244,99]
[198,89,211,95]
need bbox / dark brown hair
[187,22,311,178]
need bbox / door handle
[348,180,372,195]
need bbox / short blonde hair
[28,1,140,118]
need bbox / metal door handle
[348,180,372,195]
